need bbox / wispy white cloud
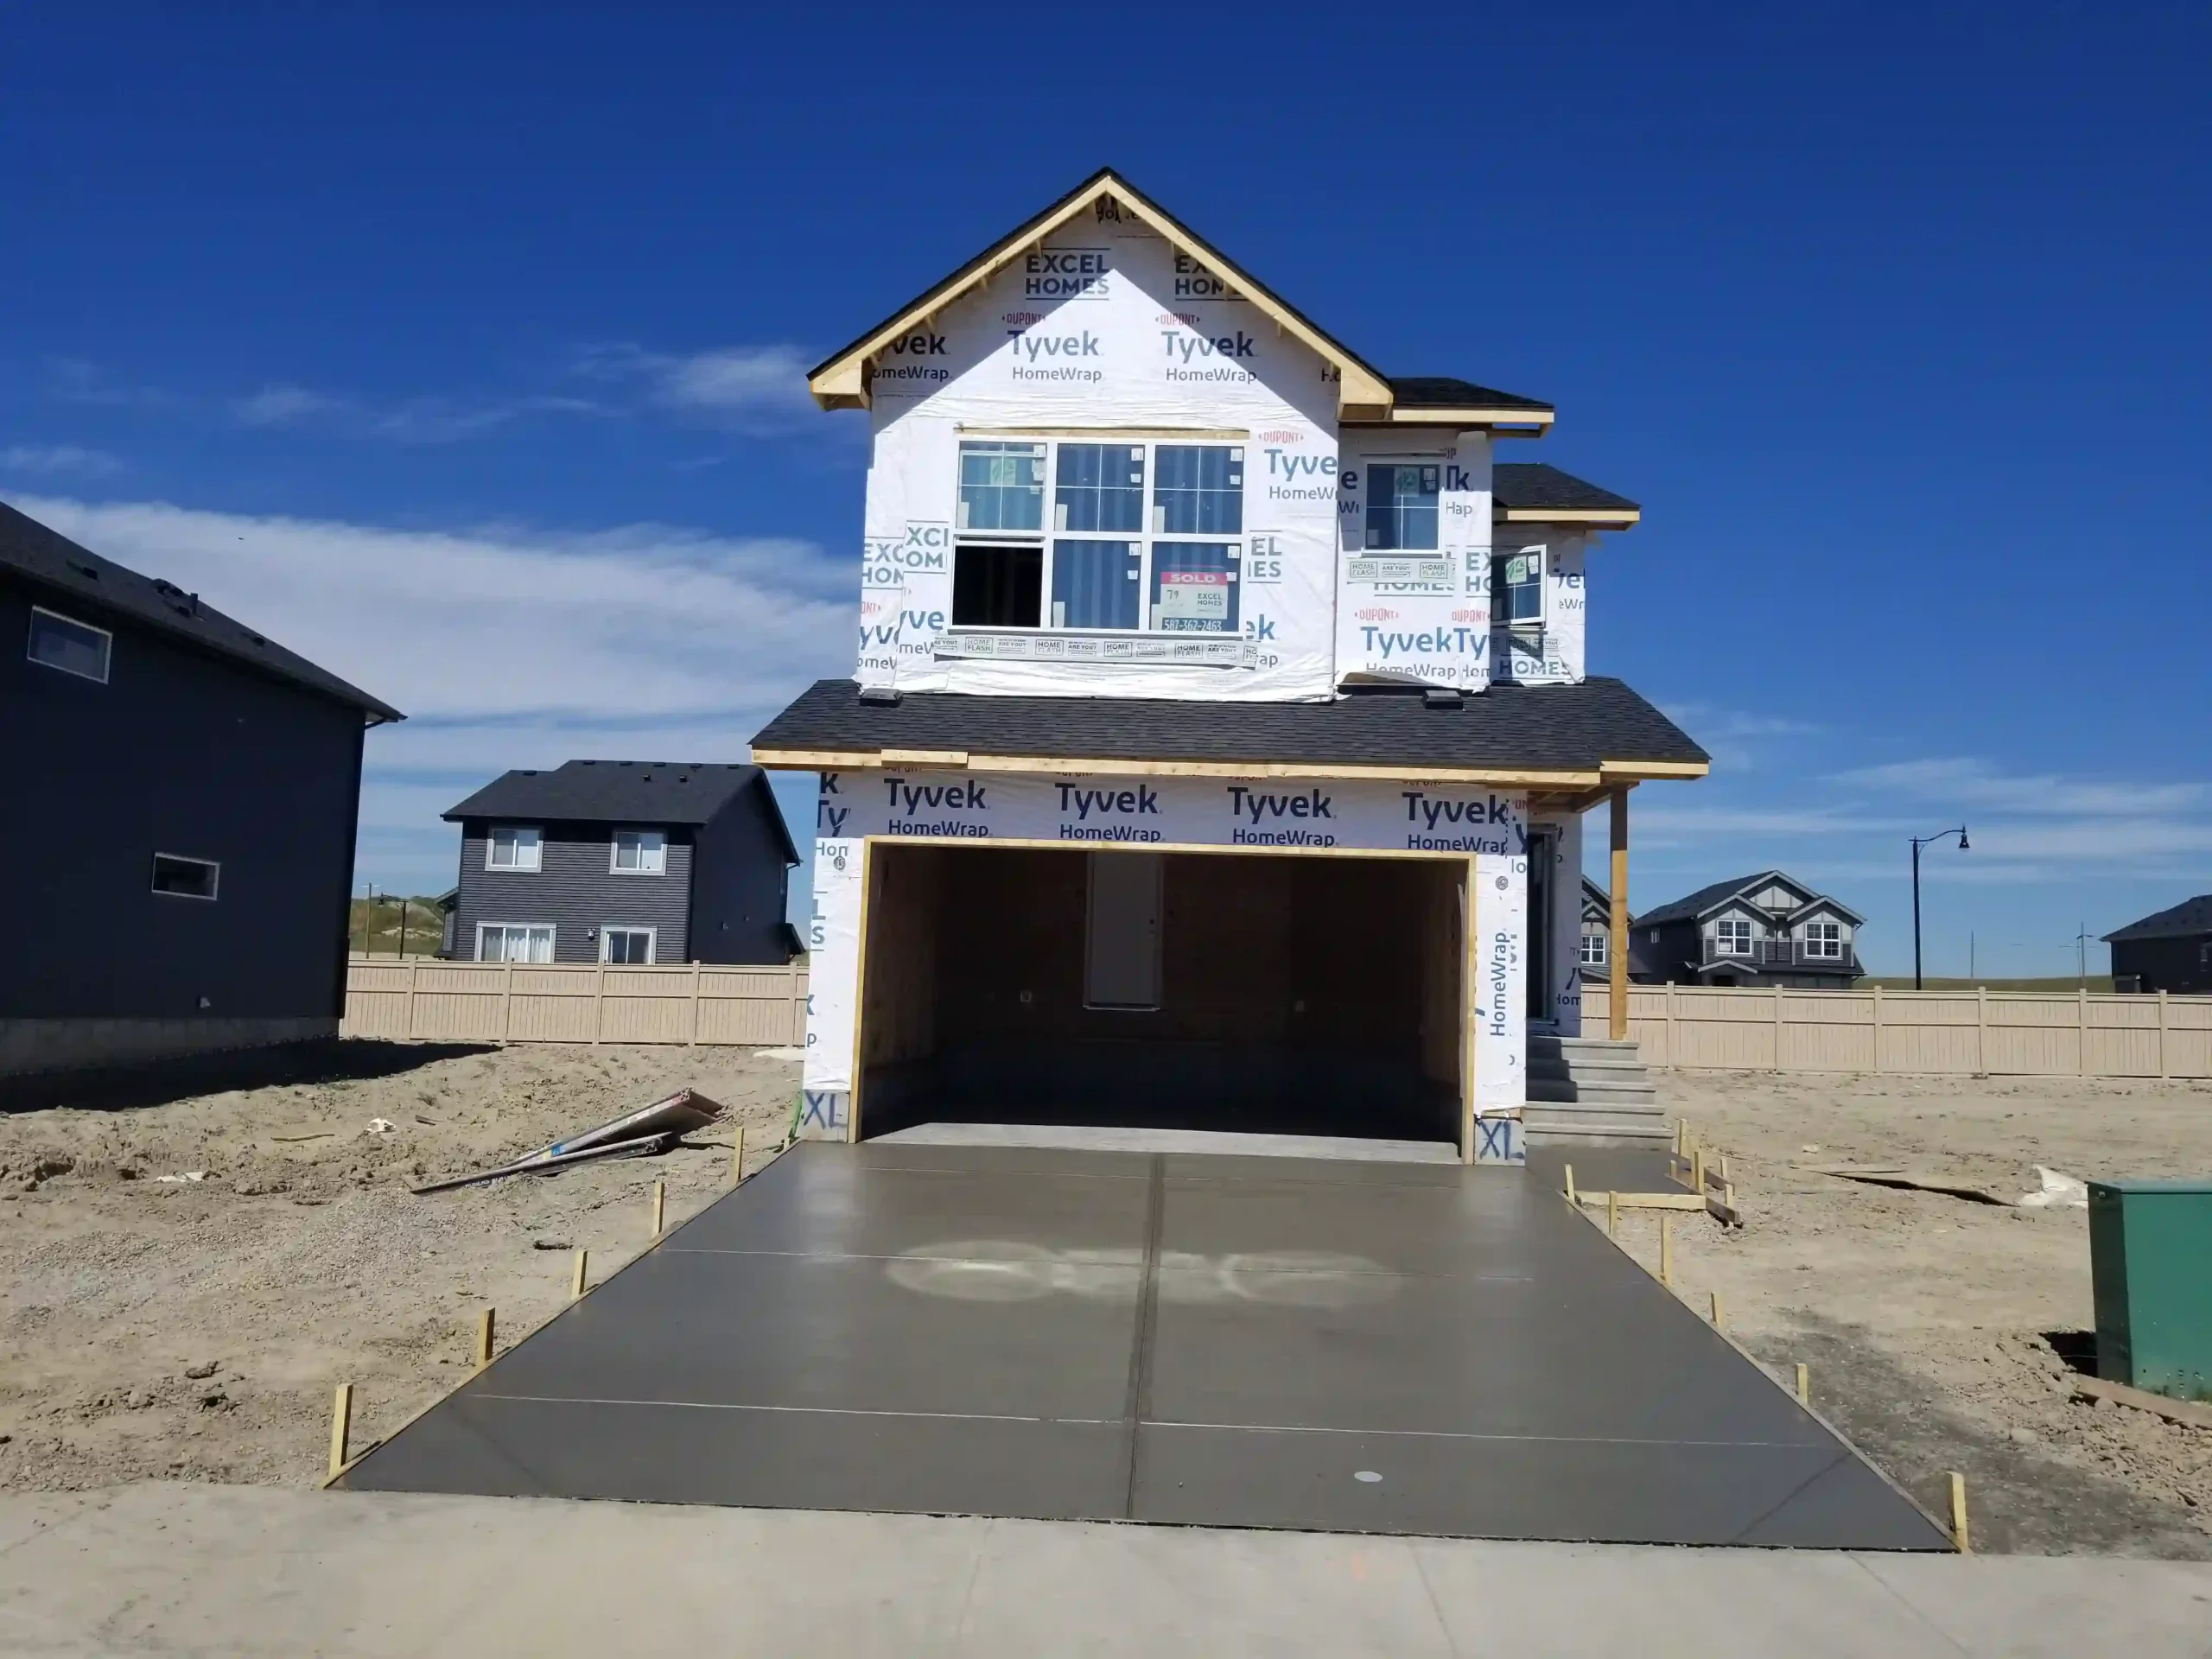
[230,382,607,442]
[48,358,176,409]
[0,444,122,477]
[572,343,817,429]
[1829,755,2207,818]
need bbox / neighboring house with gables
[2103,896,2212,995]
[441,760,800,965]
[1631,871,1865,988]
[2,499,399,1077]
[747,168,1711,1156]
[1577,878,1614,980]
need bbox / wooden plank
[2071,1373,2212,1430]
[327,1383,353,1482]
[1576,1191,1706,1211]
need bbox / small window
[952,543,1044,627]
[28,607,112,683]
[1364,463,1440,550]
[1152,445,1243,534]
[601,926,656,964]
[611,830,666,874]
[486,825,543,871]
[1714,918,1753,957]
[1804,921,1843,960]
[1491,549,1544,626]
[477,923,553,963]
[957,441,1046,531]
[151,853,219,900]
[1580,927,1608,967]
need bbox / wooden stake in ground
[1710,1290,1726,1331]
[1795,1363,1809,1406]
[327,1383,353,1481]
[1563,1163,1577,1205]
[731,1123,747,1183]
[651,1180,666,1236]
[1692,1145,1705,1195]
[1606,1190,1618,1238]
[474,1307,496,1370]
[1948,1472,1971,1553]
[570,1249,588,1300]
[1659,1217,1674,1287]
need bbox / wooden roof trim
[752,746,1605,790]
[804,171,1395,416]
[1497,507,1641,525]
[1371,406,1557,429]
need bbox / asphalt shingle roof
[2105,895,2212,943]
[1387,376,1554,415]
[1635,872,1792,928]
[443,760,798,861]
[1493,462,1639,515]
[0,499,401,720]
[753,678,1707,774]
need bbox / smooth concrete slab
[341,1142,1950,1548]
[876,1121,1462,1163]
[8,1484,2212,1657]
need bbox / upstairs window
[28,607,111,683]
[950,437,1244,635]
[611,829,667,874]
[1580,926,1608,967]
[486,825,543,871]
[1364,463,1440,550]
[1491,549,1545,626]
[1804,920,1843,959]
[1713,917,1752,957]
[151,853,219,900]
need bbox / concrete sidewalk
[3,1484,2209,1656]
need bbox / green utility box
[2088,1179,2212,1402]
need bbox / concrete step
[1523,1120,1673,1144]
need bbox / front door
[1526,830,1554,1027]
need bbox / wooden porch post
[1609,785,1632,1041]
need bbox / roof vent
[1423,688,1464,709]
[858,685,902,707]
[67,559,99,581]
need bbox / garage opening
[855,844,1465,1145]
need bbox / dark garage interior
[855,844,1465,1144]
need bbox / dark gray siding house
[2103,897,2212,995]
[442,760,800,965]
[1630,870,1865,989]
[0,500,401,1076]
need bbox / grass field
[346,895,448,957]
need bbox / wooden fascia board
[1382,408,1556,428]
[1600,759,1707,781]
[1497,507,1641,526]
[753,747,1596,789]
[804,174,1395,416]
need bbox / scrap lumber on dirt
[409,1090,722,1195]
[1799,1164,2014,1206]
[2071,1374,2212,1431]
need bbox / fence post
[1872,983,1884,1074]
[406,957,421,1039]
[1976,984,1988,1077]
[789,963,805,1048]
[1772,984,1784,1072]
[500,962,514,1043]
[2158,989,2169,1081]
[593,963,607,1045]
[690,961,703,1046]
[1664,981,1676,1066]
[2077,987,2088,1077]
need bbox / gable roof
[1493,463,1641,527]
[443,760,799,863]
[2104,895,2212,943]
[1633,870,1864,929]
[1582,876,1612,917]
[753,677,1707,786]
[0,499,401,721]
[805,168,1553,430]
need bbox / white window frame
[28,606,113,683]
[1491,545,1548,630]
[475,922,555,963]
[610,829,667,874]
[950,435,1245,638]
[150,852,219,901]
[485,825,543,872]
[1713,917,1753,957]
[600,925,658,964]
[1579,925,1608,967]
[1803,920,1844,960]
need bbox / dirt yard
[0,1040,800,1492]
[4,1044,2210,1558]
[1610,1069,2212,1557]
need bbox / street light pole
[1910,827,1969,991]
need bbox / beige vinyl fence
[1581,982,2212,1081]
[344,959,809,1047]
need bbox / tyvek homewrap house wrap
[753,169,1704,1157]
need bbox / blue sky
[3,4,2206,976]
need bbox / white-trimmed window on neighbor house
[1804,920,1844,959]
[1580,925,1608,967]
[1364,462,1440,550]
[601,926,655,964]
[611,829,666,874]
[27,607,112,683]
[950,438,1244,635]
[486,825,543,871]
[1491,547,1545,628]
[150,853,219,900]
[1714,917,1753,957]
[477,923,553,963]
